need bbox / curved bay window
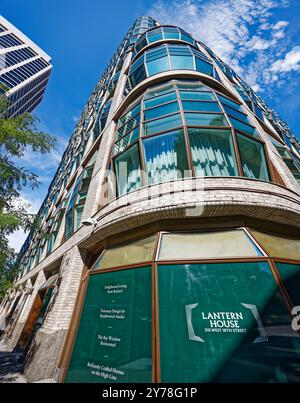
[128,44,220,88]
[64,228,300,383]
[134,25,196,54]
[110,80,271,197]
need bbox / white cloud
[8,230,28,253]
[7,195,43,253]
[246,36,271,50]
[19,135,68,173]
[147,0,292,92]
[271,46,300,73]
[272,20,289,29]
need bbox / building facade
[1,16,300,383]
[0,15,52,117]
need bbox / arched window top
[129,43,219,88]
[134,25,196,54]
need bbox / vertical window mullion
[192,52,196,71]
[217,94,244,177]
[143,52,149,77]
[176,87,195,177]
[140,96,148,187]
[166,44,172,70]
[138,136,147,187]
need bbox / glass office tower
[0,15,52,117]
[1,17,300,383]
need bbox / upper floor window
[65,157,95,239]
[135,26,196,54]
[107,80,271,198]
[128,44,219,88]
[276,145,300,184]
[0,33,23,48]
[93,99,112,140]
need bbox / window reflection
[143,130,189,184]
[114,144,141,196]
[237,134,269,181]
[109,80,271,197]
[129,44,219,88]
[135,26,196,53]
[189,128,238,177]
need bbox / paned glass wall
[110,80,270,197]
[135,25,196,53]
[129,44,220,88]
[65,161,95,239]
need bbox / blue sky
[3,0,300,250]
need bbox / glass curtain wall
[65,161,95,239]
[129,44,219,88]
[110,80,270,197]
[135,26,197,53]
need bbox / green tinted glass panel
[185,113,228,127]
[181,33,194,45]
[276,263,300,307]
[76,189,87,204]
[144,101,179,121]
[182,101,221,112]
[143,130,189,185]
[195,58,214,76]
[117,115,140,138]
[74,205,84,232]
[145,84,174,99]
[36,287,54,327]
[285,158,299,171]
[158,262,300,383]
[170,54,194,70]
[129,57,147,87]
[146,57,169,76]
[147,31,163,43]
[46,237,52,255]
[237,134,269,181]
[65,267,152,383]
[143,113,182,136]
[114,127,139,155]
[223,104,248,122]
[163,27,179,39]
[119,103,141,126]
[188,128,238,177]
[144,92,177,109]
[230,116,256,135]
[65,210,73,240]
[218,94,242,110]
[293,172,300,182]
[179,91,215,101]
[176,82,208,91]
[276,147,291,159]
[114,144,141,196]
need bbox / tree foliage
[0,95,55,299]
